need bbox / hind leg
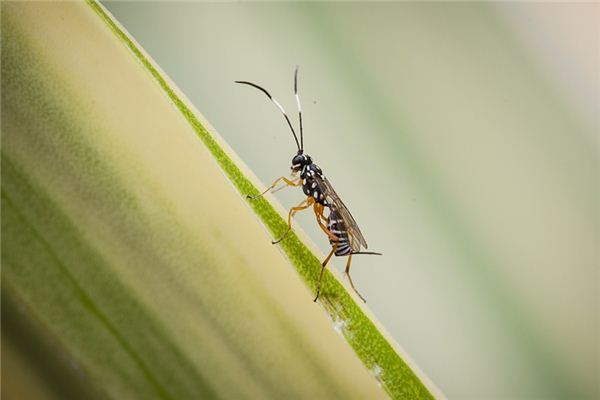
[313,203,338,242]
[345,254,366,303]
[314,242,338,302]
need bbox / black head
[291,151,312,173]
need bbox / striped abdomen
[327,208,352,256]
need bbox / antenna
[235,80,301,152]
[294,66,304,150]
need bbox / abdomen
[327,209,352,256]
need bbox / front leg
[247,176,301,200]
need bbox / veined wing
[314,174,368,250]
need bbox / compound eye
[292,154,304,167]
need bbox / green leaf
[1,2,438,399]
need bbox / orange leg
[272,197,314,244]
[248,176,301,200]
[313,203,338,242]
[314,241,338,302]
[345,254,366,303]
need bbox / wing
[314,174,368,250]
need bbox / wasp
[236,67,381,302]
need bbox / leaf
[1,2,438,399]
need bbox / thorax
[300,163,326,204]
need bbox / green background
[104,3,598,399]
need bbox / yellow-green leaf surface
[1,2,439,399]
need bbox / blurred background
[102,3,598,399]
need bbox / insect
[236,67,381,302]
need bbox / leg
[272,197,314,244]
[345,254,366,303]
[247,176,300,200]
[313,203,338,242]
[313,242,338,302]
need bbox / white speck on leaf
[370,364,384,386]
[332,317,348,335]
